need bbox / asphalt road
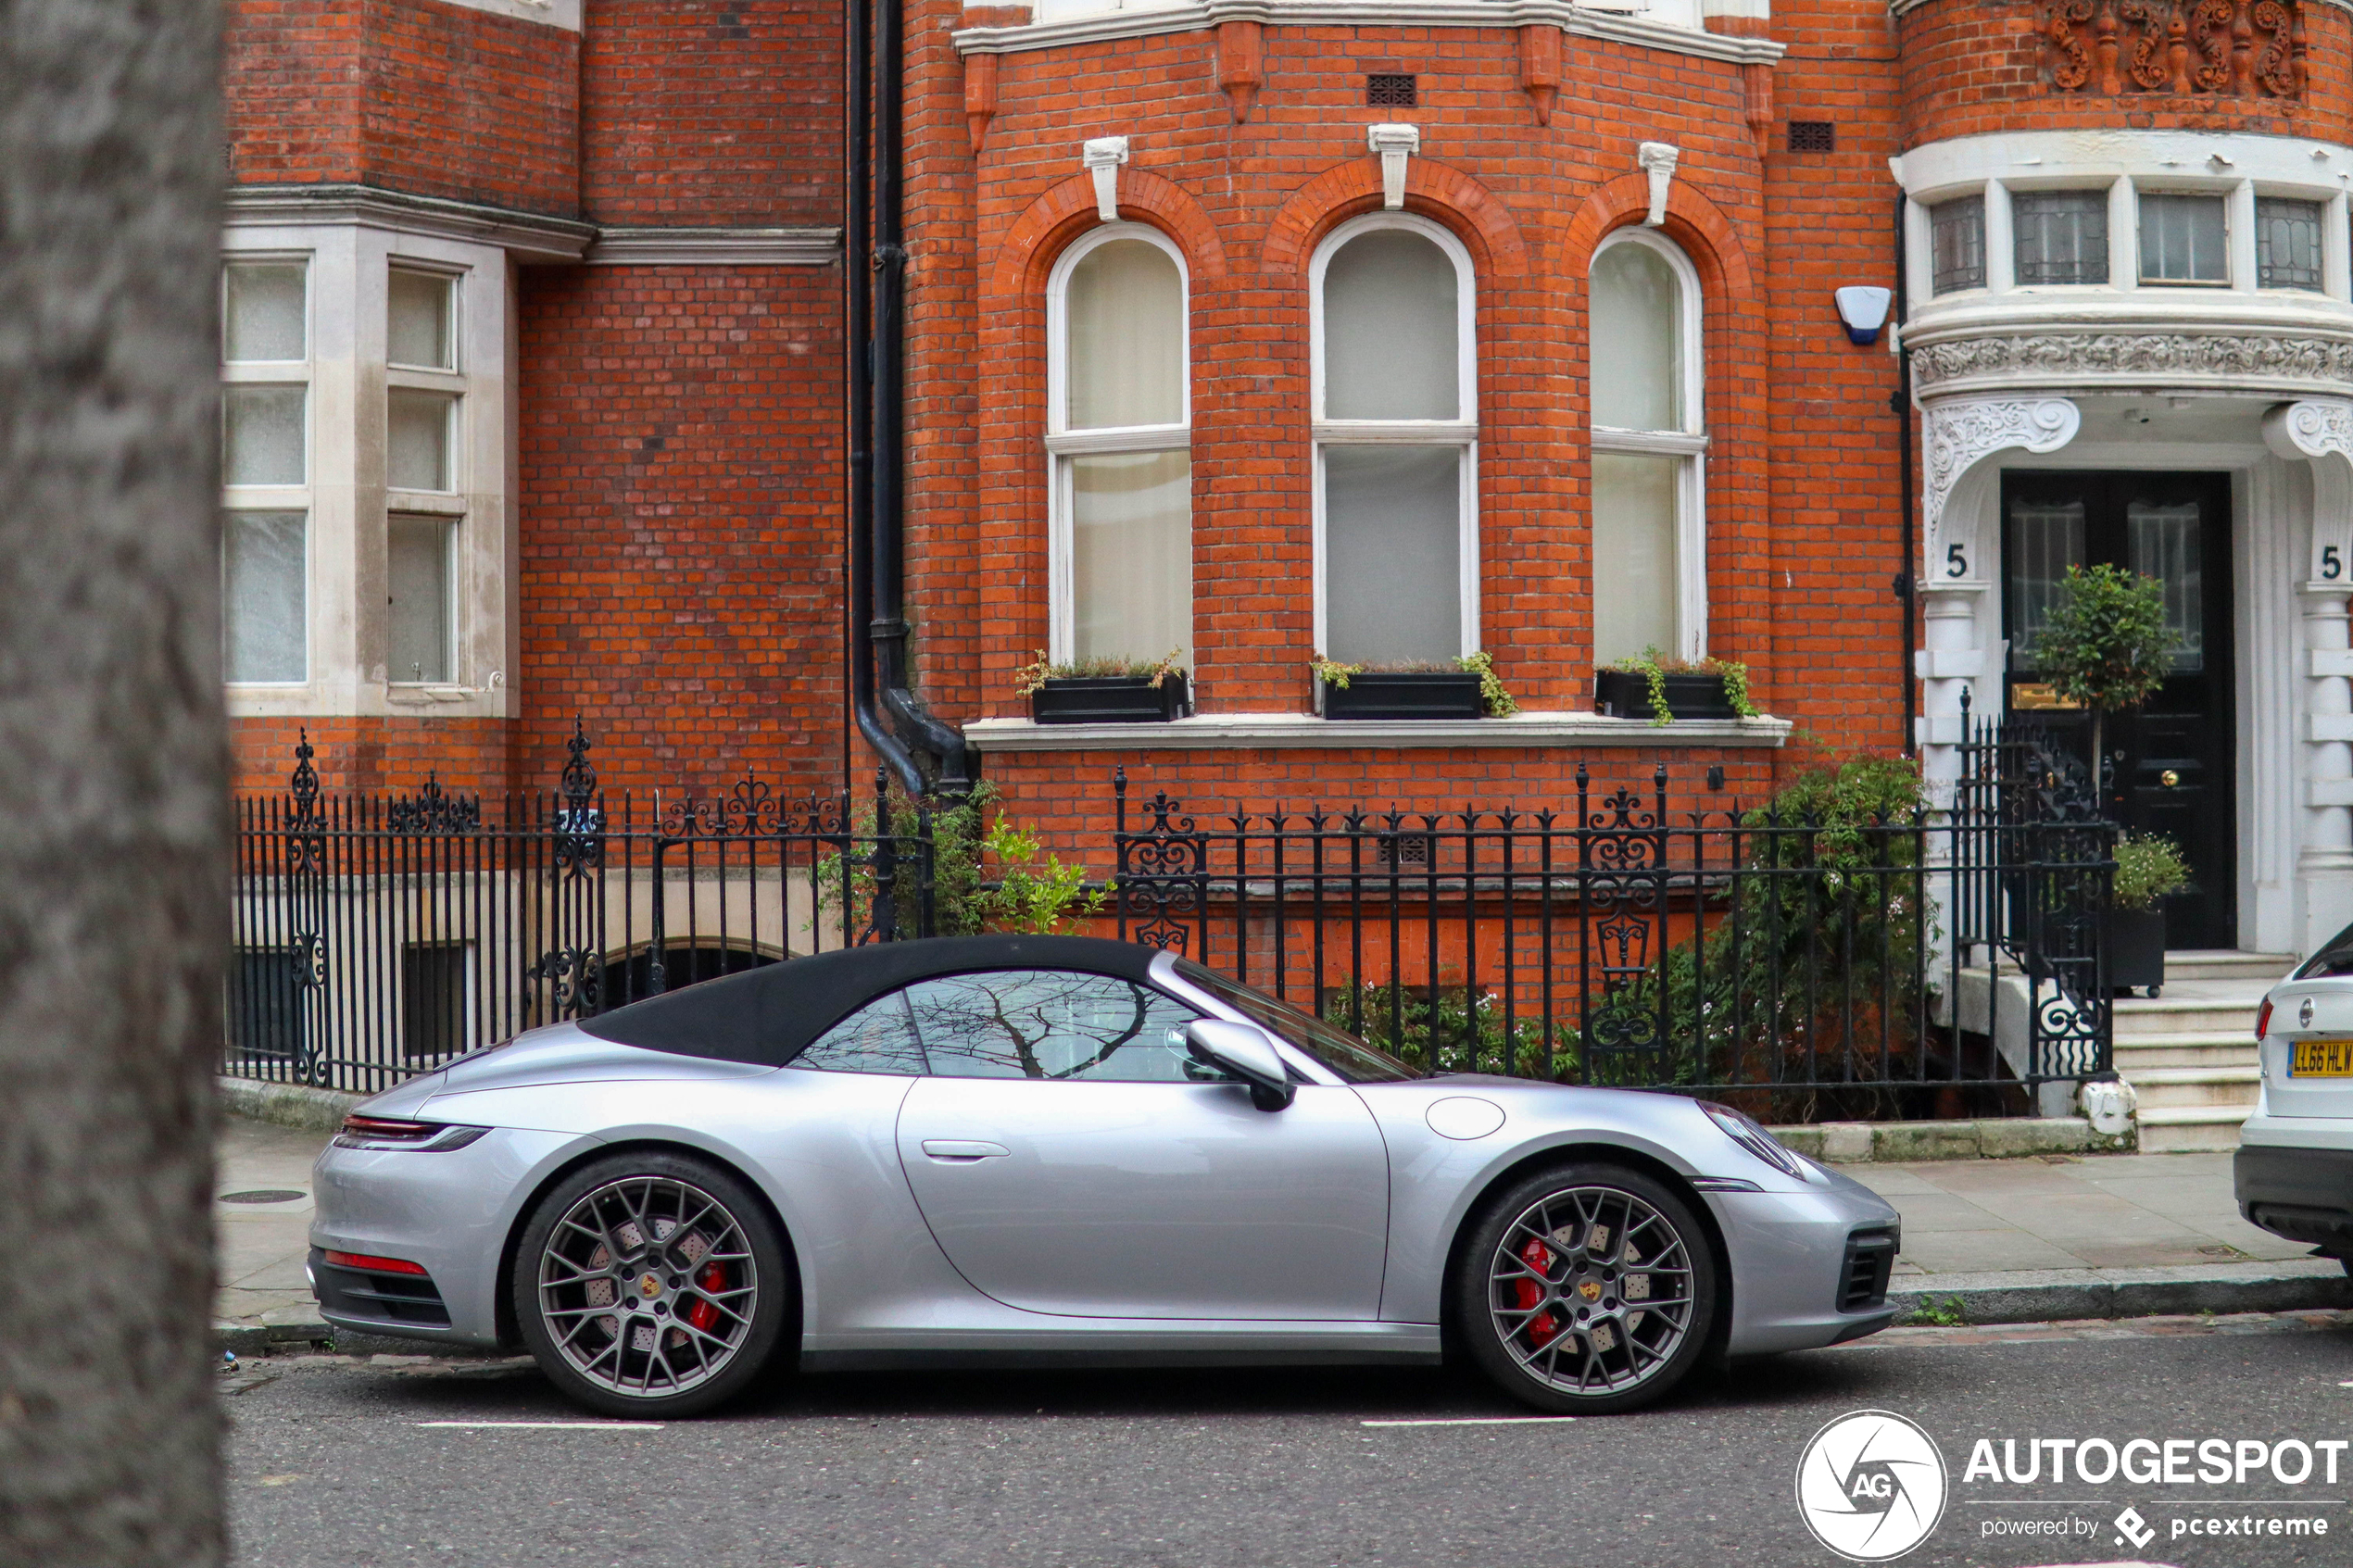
[226,1315,2353,1568]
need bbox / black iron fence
[228,729,936,1093]
[229,714,2114,1119]
[1112,718,2114,1122]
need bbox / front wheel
[1453,1162,1718,1415]
[513,1151,791,1419]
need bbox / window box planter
[1320,671,1485,721]
[2106,907,2167,997]
[1594,669,1740,721]
[1029,673,1190,725]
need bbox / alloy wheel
[1485,1183,1695,1398]
[535,1174,758,1400]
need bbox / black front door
[2002,470,2236,950]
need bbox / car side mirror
[1184,1020,1295,1111]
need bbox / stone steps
[2110,955,2281,1153]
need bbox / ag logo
[1794,1410,1947,1562]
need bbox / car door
[891,968,1390,1321]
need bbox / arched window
[1589,229,1705,665]
[1311,214,1478,665]
[1045,224,1191,665]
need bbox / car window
[791,990,927,1075]
[905,970,1219,1084]
[1172,959,1419,1084]
[2298,922,2353,979]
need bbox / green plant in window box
[1308,653,1516,718]
[1598,648,1760,727]
[1013,646,1187,697]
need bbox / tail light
[334,1115,489,1152]
[2256,998,2273,1042]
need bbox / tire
[1452,1161,1718,1415]
[513,1150,791,1419]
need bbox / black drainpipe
[846,0,974,799]
[1892,191,1918,757]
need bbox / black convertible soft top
[576,934,1169,1067]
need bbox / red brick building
[220,0,2353,965]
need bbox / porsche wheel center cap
[638,1273,661,1299]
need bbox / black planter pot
[1320,671,1485,721]
[1029,673,1189,725]
[1594,668,1739,721]
[2107,906,2167,997]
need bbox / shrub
[2112,832,2190,911]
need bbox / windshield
[2297,922,2353,979]
[1172,960,1419,1084]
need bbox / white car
[2234,927,2353,1271]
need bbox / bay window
[1588,230,1705,666]
[1312,215,1478,664]
[1045,225,1191,665]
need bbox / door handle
[921,1139,1010,1162]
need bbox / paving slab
[214,1117,329,1341]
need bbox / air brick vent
[1365,74,1417,108]
[1788,120,1836,153]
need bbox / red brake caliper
[1516,1237,1560,1347]
[687,1261,724,1333]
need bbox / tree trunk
[0,2,228,1563]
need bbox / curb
[218,1075,361,1135]
[1769,1116,2134,1163]
[216,1319,334,1356]
[1887,1259,2353,1326]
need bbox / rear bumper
[2235,1139,2353,1253]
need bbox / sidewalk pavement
[210,1115,2352,1350]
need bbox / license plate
[2290,1039,2353,1077]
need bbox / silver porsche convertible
[309,935,1900,1418]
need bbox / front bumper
[2235,1136,2353,1254]
[309,1124,593,1348]
[1710,1169,1903,1356]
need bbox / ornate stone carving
[1912,332,2353,390]
[2265,397,2353,462]
[2045,0,2301,98]
[1922,397,2081,561]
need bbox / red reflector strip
[324,1249,429,1276]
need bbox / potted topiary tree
[2109,832,2190,997]
[2030,562,2176,803]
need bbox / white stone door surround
[1916,391,2353,954]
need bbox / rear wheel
[513,1151,789,1419]
[1453,1162,1718,1415]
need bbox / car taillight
[322,1249,428,1276]
[340,1115,440,1142]
[2256,998,2272,1041]
[333,1115,489,1152]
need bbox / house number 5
[1945,544,1968,578]
[2324,545,2344,581]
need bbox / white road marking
[414,1421,664,1430]
[1360,1415,1579,1427]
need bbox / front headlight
[1700,1101,1804,1178]
[333,1114,489,1152]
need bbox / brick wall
[1896,0,2353,145]
[225,0,581,215]
[515,263,849,799]
[581,0,844,226]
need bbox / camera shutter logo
[1794,1410,1948,1562]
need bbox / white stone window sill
[964,710,1792,752]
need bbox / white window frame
[220,252,316,686]
[1307,211,1479,660]
[1041,221,1192,664]
[1589,226,1707,661]
[218,220,515,718]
